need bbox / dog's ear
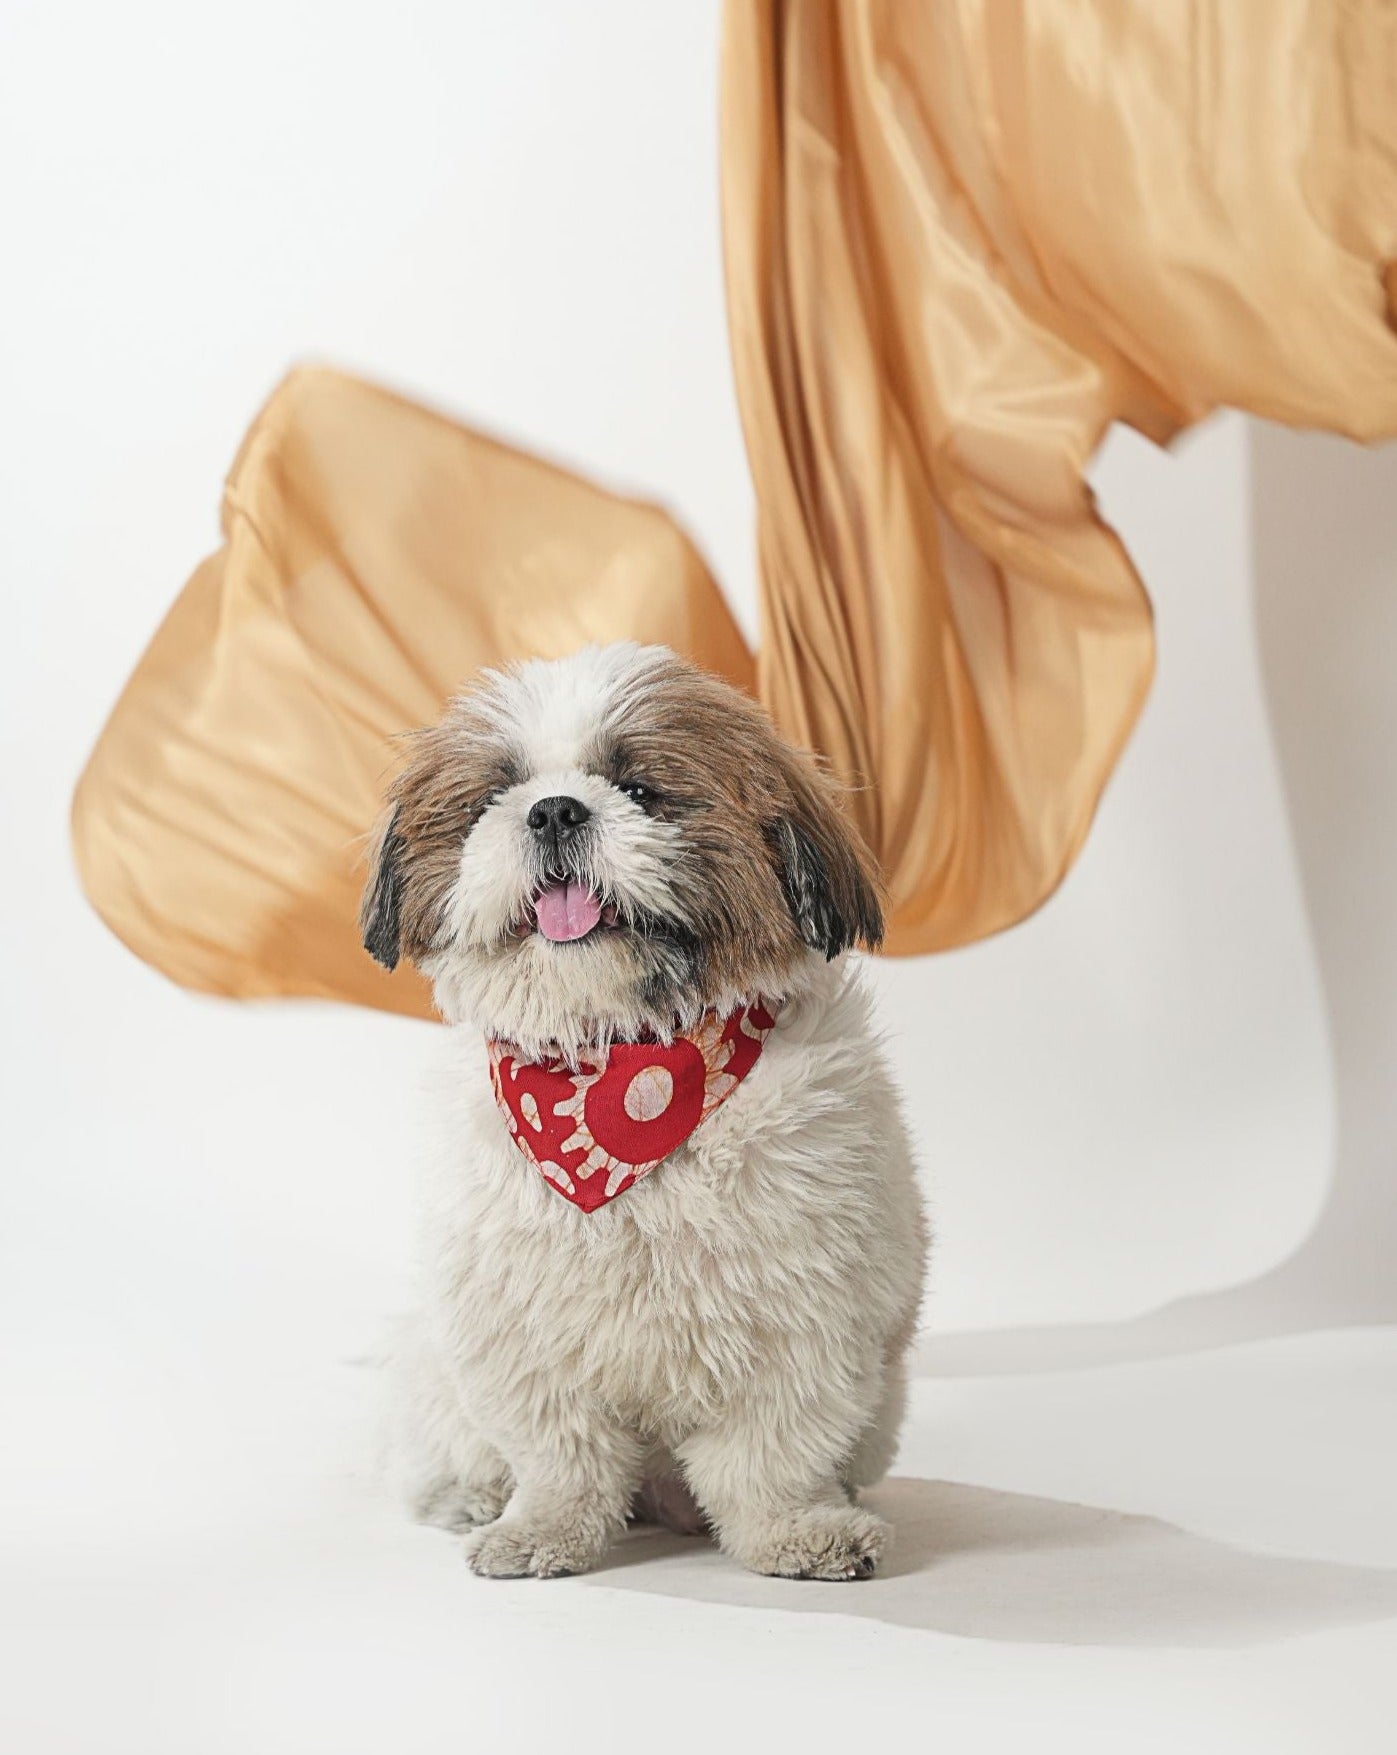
[766,770,884,960]
[360,809,405,972]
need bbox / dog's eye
[618,780,654,808]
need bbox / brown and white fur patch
[364,643,926,1580]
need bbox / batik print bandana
[488,997,779,1213]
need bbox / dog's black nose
[527,795,591,839]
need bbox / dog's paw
[409,1475,510,1534]
[741,1504,888,1581]
[463,1519,604,1579]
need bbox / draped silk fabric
[723,0,1397,950]
[72,374,752,1021]
[74,1,1397,1014]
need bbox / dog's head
[360,643,882,1051]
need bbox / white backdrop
[6,6,1397,1750]
[2,0,1353,1343]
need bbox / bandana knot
[487,997,779,1212]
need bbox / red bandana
[488,997,779,1212]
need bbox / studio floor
[7,1324,1396,1755]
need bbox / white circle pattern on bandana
[623,1064,674,1123]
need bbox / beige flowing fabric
[74,0,1397,1011]
[722,0,1397,951]
[73,373,752,1020]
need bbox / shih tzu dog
[362,642,926,1580]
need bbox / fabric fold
[73,369,753,1019]
[720,0,1397,953]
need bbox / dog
[361,642,926,1579]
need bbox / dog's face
[360,643,882,1051]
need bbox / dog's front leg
[678,1396,889,1580]
[462,1400,644,1580]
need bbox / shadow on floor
[593,1476,1397,1647]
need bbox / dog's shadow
[592,1477,1397,1647]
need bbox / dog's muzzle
[527,795,591,866]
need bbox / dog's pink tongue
[533,881,603,942]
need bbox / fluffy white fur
[381,645,927,1579]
